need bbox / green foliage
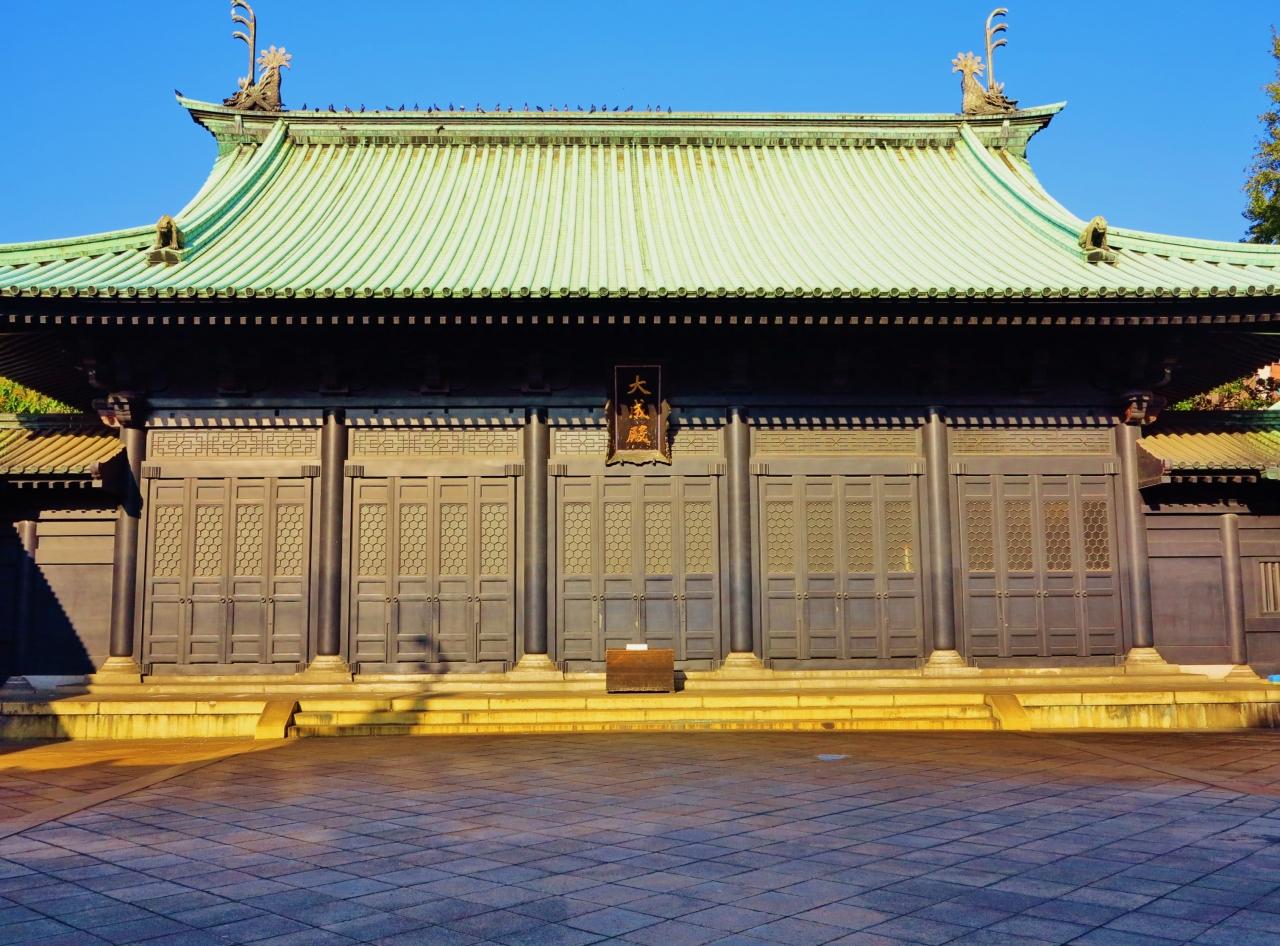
[1245,29,1280,244]
[0,377,73,414]
[1173,374,1280,411]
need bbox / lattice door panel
[555,475,723,668]
[349,476,515,670]
[761,475,924,663]
[143,477,313,667]
[958,473,1120,659]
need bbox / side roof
[1,100,1278,304]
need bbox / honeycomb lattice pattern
[358,504,387,576]
[766,501,794,573]
[234,504,264,576]
[845,501,874,573]
[480,503,509,575]
[683,502,714,574]
[604,502,632,575]
[399,504,430,575]
[806,501,835,573]
[1043,500,1073,572]
[1081,499,1111,572]
[439,504,469,576]
[1005,500,1033,571]
[884,500,915,573]
[274,504,305,575]
[563,502,592,574]
[152,506,184,578]
[966,499,995,572]
[645,502,672,574]
[193,505,224,578]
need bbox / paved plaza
[1,733,1280,945]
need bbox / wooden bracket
[549,463,569,477]
[504,463,526,477]
[301,465,321,478]
[750,462,769,476]
[140,464,163,479]
[344,464,365,478]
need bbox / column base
[922,649,980,676]
[1122,647,1177,674]
[715,652,768,678]
[300,654,354,683]
[88,657,144,685]
[510,653,563,679]
[1225,663,1265,683]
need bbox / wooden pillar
[99,418,146,679]
[11,519,38,680]
[1220,512,1248,667]
[726,407,756,659]
[516,409,553,671]
[922,407,964,670]
[1115,422,1158,657]
[307,409,351,676]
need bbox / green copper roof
[2,99,1279,302]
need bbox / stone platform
[2,663,1279,740]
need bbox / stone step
[0,700,267,740]
[289,717,1001,737]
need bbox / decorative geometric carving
[274,504,305,575]
[563,502,593,574]
[480,503,509,575]
[193,506,224,578]
[884,500,915,573]
[1081,499,1111,573]
[951,429,1113,456]
[1004,499,1033,572]
[153,506,184,578]
[645,503,672,574]
[806,501,835,573]
[1043,500,1073,572]
[672,429,722,456]
[754,430,919,456]
[552,428,610,456]
[439,504,469,576]
[845,501,875,572]
[358,504,388,576]
[965,499,995,572]
[234,504,264,576]
[766,501,795,573]
[350,428,520,457]
[683,502,714,574]
[399,504,430,575]
[149,430,319,459]
[604,502,632,575]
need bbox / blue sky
[1,2,1275,244]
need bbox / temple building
[4,24,1280,708]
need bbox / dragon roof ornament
[952,8,1018,116]
[223,1,291,112]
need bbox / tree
[0,377,71,414]
[1245,30,1280,244]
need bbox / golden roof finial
[953,9,1018,116]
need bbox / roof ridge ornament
[952,8,1018,116]
[223,1,291,112]
[1080,216,1119,264]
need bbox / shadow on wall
[0,518,97,685]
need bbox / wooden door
[144,477,313,668]
[761,474,924,664]
[350,476,515,671]
[555,474,722,669]
[959,473,1121,659]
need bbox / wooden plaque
[605,648,675,693]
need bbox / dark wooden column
[1220,512,1248,667]
[1115,421,1160,660]
[922,407,964,669]
[723,407,760,667]
[99,402,147,680]
[10,519,38,684]
[516,409,553,670]
[308,408,351,676]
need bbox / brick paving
[1,733,1280,945]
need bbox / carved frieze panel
[349,428,521,458]
[950,429,1113,456]
[149,429,320,459]
[754,429,920,456]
